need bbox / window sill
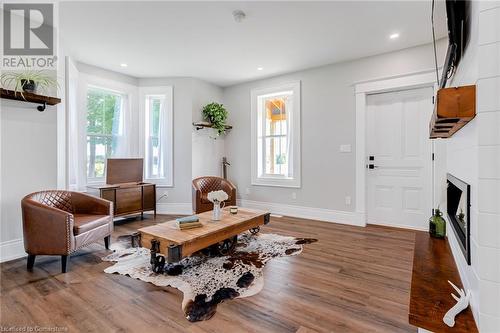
[144,180,173,188]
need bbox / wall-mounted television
[439,0,471,88]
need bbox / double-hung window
[85,86,123,182]
[251,81,301,187]
[141,86,173,186]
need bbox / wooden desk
[409,232,478,333]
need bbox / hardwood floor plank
[0,214,417,332]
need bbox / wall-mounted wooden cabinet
[429,85,476,139]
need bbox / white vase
[212,201,224,221]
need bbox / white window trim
[139,86,174,187]
[251,81,301,188]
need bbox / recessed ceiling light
[120,63,128,67]
[389,33,400,40]
[257,67,263,71]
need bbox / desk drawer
[116,187,142,214]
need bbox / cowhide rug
[103,232,317,322]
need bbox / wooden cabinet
[87,158,157,219]
[90,183,156,218]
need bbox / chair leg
[61,255,70,273]
[104,235,111,250]
[27,254,36,271]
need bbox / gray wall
[223,40,447,212]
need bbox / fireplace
[447,173,471,265]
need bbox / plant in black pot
[0,70,58,97]
[202,102,228,136]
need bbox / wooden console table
[409,232,478,333]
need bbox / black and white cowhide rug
[103,233,317,322]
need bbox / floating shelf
[192,121,233,131]
[0,88,61,111]
[429,85,476,139]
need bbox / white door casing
[366,87,434,230]
[354,70,439,227]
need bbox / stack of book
[176,216,202,230]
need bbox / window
[145,95,165,179]
[141,86,173,186]
[86,87,123,182]
[251,81,301,187]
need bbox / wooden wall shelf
[430,85,476,139]
[0,88,61,111]
[193,121,232,131]
[409,232,478,333]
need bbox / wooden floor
[1,214,418,333]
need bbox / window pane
[264,136,288,176]
[86,88,122,180]
[146,96,165,179]
[261,93,290,177]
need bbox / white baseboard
[0,238,26,263]
[156,202,193,215]
[237,199,365,227]
[367,218,428,231]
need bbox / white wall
[191,79,225,179]
[223,40,447,217]
[444,1,500,331]
[0,101,58,261]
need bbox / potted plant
[202,102,228,135]
[0,70,58,96]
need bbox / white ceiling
[59,1,447,87]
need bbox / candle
[229,206,238,214]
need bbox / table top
[138,207,268,245]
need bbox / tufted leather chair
[192,177,236,214]
[21,190,113,273]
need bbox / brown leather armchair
[21,190,113,273]
[192,177,236,214]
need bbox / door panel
[366,87,433,229]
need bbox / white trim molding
[156,202,192,215]
[354,70,438,227]
[0,238,26,263]
[237,199,364,226]
[250,81,301,188]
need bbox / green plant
[202,102,228,135]
[0,70,59,96]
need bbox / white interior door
[366,87,434,230]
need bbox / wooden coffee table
[138,208,270,271]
